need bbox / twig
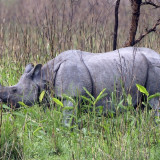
[141,1,160,9]
[134,18,160,45]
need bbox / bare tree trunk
[113,0,121,50]
[124,0,142,47]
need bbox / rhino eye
[12,88,17,93]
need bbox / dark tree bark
[124,0,142,47]
[113,0,121,50]
[112,0,160,48]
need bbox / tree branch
[134,18,160,45]
[141,1,160,9]
[113,0,121,50]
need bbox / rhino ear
[31,64,42,81]
[24,63,34,73]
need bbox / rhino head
[0,63,45,108]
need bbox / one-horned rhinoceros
[0,47,160,125]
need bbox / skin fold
[0,47,160,125]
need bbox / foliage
[136,84,160,108]
[0,77,160,159]
[0,0,160,159]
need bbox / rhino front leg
[63,99,76,127]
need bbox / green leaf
[2,104,11,110]
[12,112,25,118]
[136,84,149,96]
[39,90,45,102]
[63,94,76,105]
[95,88,107,105]
[82,104,93,109]
[127,94,132,106]
[62,106,74,110]
[83,87,95,101]
[53,98,63,107]
[97,105,103,114]
[33,127,43,135]
[117,100,125,110]
[148,93,160,101]
[18,101,28,107]
[39,119,47,123]
[142,102,148,108]
[53,110,62,115]
[81,96,93,104]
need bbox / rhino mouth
[0,93,27,108]
[0,95,8,104]
[0,98,21,109]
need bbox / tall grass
[0,83,160,159]
[0,0,160,159]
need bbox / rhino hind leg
[62,99,77,127]
[149,98,160,117]
[144,65,160,117]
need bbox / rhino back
[81,48,149,105]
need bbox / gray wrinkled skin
[0,47,160,125]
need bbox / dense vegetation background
[0,0,160,159]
